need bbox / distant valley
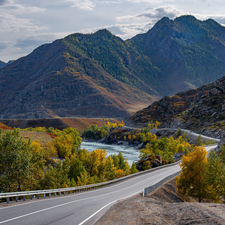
[1,15,225,119]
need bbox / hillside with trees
[1,16,225,119]
[131,74,225,139]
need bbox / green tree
[0,129,34,192]
[196,135,203,146]
[143,161,151,170]
[68,158,86,182]
[104,156,117,180]
[118,152,125,170]
[130,162,138,174]
[176,128,182,137]
[206,151,225,200]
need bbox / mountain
[0,38,155,119]
[131,75,225,135]
[130,15,225,96]
[1,15,225,119]
[0,60,6,69]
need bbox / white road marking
[0,145,216,224]
[0,172,167,224]
[78,189,143,225]
[0,162,180,210]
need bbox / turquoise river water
[80,142,140,165]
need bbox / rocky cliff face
[132,75,225,138]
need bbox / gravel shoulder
[95,178,225,225]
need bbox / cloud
[0,0,8,5]
[126,0,163,3]
[66,0,95,10]
[116,5,184,22]
[192,13,225,24]
[0,1,46,33]
[0,13,47,33]
[138,6,183,19]
[97,0,163,3]
[75,21,154,40]
[0,41,7,52]
[108,22,154,39]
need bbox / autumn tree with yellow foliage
[176,146,216,202]
[139,135,191,163]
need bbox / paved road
[160,128,220,142]
[0,145,217,225]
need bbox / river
[80,142,140,165]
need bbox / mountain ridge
[1,15,225,119]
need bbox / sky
[1,0,225,62]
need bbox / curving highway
[0,145,217,225]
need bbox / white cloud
[66,0,95,10]
[0,1,46,32]
[126,0,163,3]
[74,22,154,40]
[0,13,47,33]
[0,0,45,14]
[116,5,184,22]
[108,22,154,39]
[97,0,163,3]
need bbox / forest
[0,126,138,193]
[0,120,221,201]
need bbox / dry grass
[60,117,120,134]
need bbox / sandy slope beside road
[95,179,225,225]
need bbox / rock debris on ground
[95,178,225,225]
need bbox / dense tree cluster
[0,128,137,193]
[139,134,191,163]
[82,124,109,139]
[176,146,225,202]
[82,120,124,139]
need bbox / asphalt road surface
[0,145,217,225]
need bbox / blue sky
[1,0,225,62]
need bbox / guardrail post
[64,191,66,195]
[37,194,40,199]
[143,189,145,197]
[43,193,46,198]
[23,196,26,201]
[59,192,61,196]
[31,195,33,200]
[16,196,18,202]
[7,197,9,203]
[49,193,51,197]
[54,192,56,196]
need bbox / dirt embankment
[95,178,225,225]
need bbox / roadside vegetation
[0,125,138,193]
[0,120,219,197]
[176,145,225,203]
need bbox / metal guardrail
[0,160,181,204]
[1,145,217,204]
[142,144,218,197]
[143,171,181,196]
